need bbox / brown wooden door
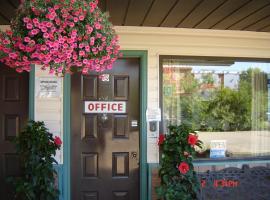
[0,64,29,199]
[71,58,140,200]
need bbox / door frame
[63,50,148,200]
[29,65,35,120]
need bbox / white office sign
[84,101,126,113]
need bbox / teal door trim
[62,50,148,200]
[29,65,35,120]
[63,74,71,200]
[54,164,64,200]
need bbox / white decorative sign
[99,74,110,82]
[36,77,61,98]
[210,140,227,158]
[146,108,161,122]
[84,101,126,113]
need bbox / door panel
[71,58,140,200]
[0,64,29,199]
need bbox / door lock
[131,151,137,159]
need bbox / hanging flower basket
[0,0,121,75]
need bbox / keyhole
[131,152,137,159]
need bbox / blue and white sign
[210,140,226,158]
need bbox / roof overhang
[1,0,270,32]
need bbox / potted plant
[0,0,121,75]
[156,124,203,200]
[8,121,62,200]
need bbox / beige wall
[0,25,10,31]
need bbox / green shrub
[8,121,61,200]
[156,124,202,200]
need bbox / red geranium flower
[188,134,198,146]
[158,134,165,145]
[54,136,62,147]
[178,162,190,174]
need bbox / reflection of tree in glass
[180,72,199,94]
[201,73,215,84]
[163,67,268,132]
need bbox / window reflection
[162,59,270,158]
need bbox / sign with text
[210,140,226,158]
[84,101,126,113]
[36,77,61,98]
[146,108,161,122]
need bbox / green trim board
[63,74,71,200]
[54,164,64,200]
[62,50,148,200]
[29,65,35,120]
[194,158,270,166]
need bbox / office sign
[84,101,126,113]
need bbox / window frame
[159,55,270,162]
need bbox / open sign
[84,101,126,113]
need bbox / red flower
[188,134,198,146]
[158,134,165,145]
[54,136,62,147]
[178,162,190,174]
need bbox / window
[161,57,270,159]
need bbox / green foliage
[201,73,215,84]
[179,94,209,131]
[206,87,251,131]
[8,121,60,200]
[180,73,199,94]
[156,124,202,200]
[164,68,268,132]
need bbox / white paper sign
[84,101,126,113]
[99,74,110,82]
[210,140,226,158]
[36,77,61,98]
[146,108,161,122]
